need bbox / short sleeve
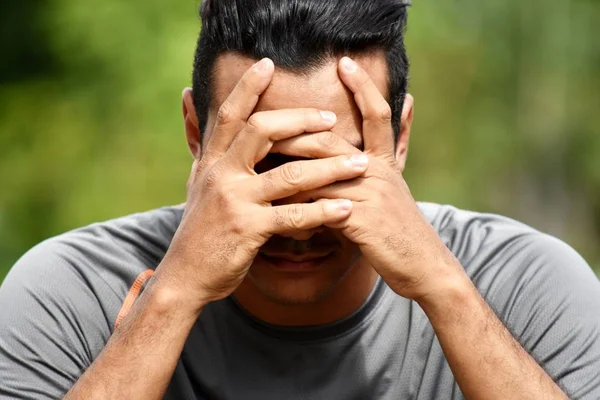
[0,240,112,399]
[489,233,600,399]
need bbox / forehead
[209,52,389,148]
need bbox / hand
[154,58,370,310]
[287,57,465,301]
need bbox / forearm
[417,272,567,400]
[64,279,203,400]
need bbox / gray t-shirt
[1,203,599,399]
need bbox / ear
[395,93,414,172]
[182,87,202,159]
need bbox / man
[1,0,599,398]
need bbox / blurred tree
[1,0,598,281]
[0,0,60,83]
[404,0,600,270]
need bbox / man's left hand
[289,56,466,301]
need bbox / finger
[286,154,399,203]
[261,199,353,235]
[285,177,368,204]
[225,108,338,169]
[338,57,395,158]
[186,159,201,194]
[204,58,275,160]
[270,130,361,159]
[245,153,369,202]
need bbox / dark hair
[192,0,410,142]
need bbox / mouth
[258,251,335,272]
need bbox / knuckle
[259,169,279,193]
[378,102,393,123]
[222,186,239,205]
[203,167,222,191]
[216,183,238,207]
[246,114,265,133]
[280,162,304,186]
[320,200,335,217]
[217,101,237,125]
[197,156,212,173]
[317,131,339,149]
[229,214,246,235]
[272,208,286,228]
[220,190,246,227]
[372,190,384,205]
[261,169,276,191]
[287,204,307,228]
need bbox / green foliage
[1,0,599,281]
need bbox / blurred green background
[1,0,599,282]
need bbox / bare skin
[64,55,568,400]
[65,57,367,400]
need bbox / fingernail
[342,57,358,72]
[346,153,369,169]
[254,58,273,72]
[319,110,337,123]
[337,200,352,212]
[326,200,352,214]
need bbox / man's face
[202,52,392,305]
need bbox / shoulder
[0,206,184,398]
[418,203,600,398]
[419,201,600,331]
[418,202,600,311]
[418,202,539,252]
[418,202,595,280]
[0,205,183,328]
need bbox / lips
[260,233,340,255]
[259,251,333,262]
[258,251,334,272]
[258,231,341,271]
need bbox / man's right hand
[154,58,368,312]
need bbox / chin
[246,254,355,306]
[251,278,337,306]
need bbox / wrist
[145,275,210,321]
[413,268,477,323]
